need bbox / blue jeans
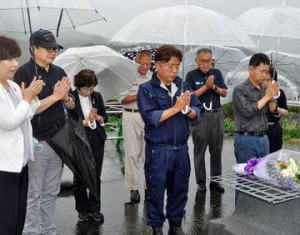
[234,133,269,163]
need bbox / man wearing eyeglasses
[186,48,227,194]
[14,29,75,235]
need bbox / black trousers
[73,130,105,213]
[192,111,224,186]
[266,122,283,153]
[0,165,28,235]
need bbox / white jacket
[0,80,40,173]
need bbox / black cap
[30,29,63,49]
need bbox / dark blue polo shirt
[185,68,227,109]
[14,58,67,141]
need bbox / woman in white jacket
[0,35,43,235]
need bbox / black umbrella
[47,118,98,200]
[119,45,156,72]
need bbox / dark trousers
[144,144,190,228]
[73,130,105,213]
[192,111,224,186]
[0,165,28,235]
[266,122,283,153]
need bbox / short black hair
[74,69,98,89]
[0,35,21,60]
[155,45,182,63]
[249,53,270,67]
[269,66,278,81]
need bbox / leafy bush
[224,118,235,135]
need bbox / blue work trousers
[234,134,269,163]
[144,144,190,228]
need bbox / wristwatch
[213,85,218,90]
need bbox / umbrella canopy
[47,118,98,200]
[180,45,247,78]
[0,0,106,36]
[236,4,300,52]
[110,4,257,49]
[53,45,140,100]
[119,45,156,72]
[226,50,300,100]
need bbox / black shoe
[197,184,207,193]
[168,221,186,235]
[130,190,141,202]
[90,211,104,222]
[209,182,225,193]
[152,226,163,235]
[78,211,89,222]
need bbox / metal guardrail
[210,173,300,204]
[105,102,124,149]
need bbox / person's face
[155,56,180,85]
[195,52,212,74]
[0,58,19,80]
[78,86,95,97]
[33,46,59,66]
[262,72,273,89]
[248,63,270,86]
[137,54,151,75]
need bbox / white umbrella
[0,0,106,36]
[226,50,300,100]
[110,4,257,49]
[53,45,139,100]
[180,45,247,79]
[236,4,300,52]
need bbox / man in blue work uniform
[137,45,202,235]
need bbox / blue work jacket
[137,73,202,149]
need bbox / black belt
[202,108,221,113]
[124,108,139,113]
[236,131,266,137]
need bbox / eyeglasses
[45,47,60,53]
[199,59,212,65]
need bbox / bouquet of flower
[232,149,300,189]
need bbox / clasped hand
[174,90,191,112]
[265,81,279,100]
[205,75,215,89]
[21,76,44,102]
[53,76,71,100]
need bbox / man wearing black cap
[14,29,75,235]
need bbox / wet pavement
[55,135,300,235]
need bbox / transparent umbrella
[110,4,257,49]
[226,50,300,100]
[236,4,300,53]
[180,45,247,79]
[53,45,139,101]
[0,0,106,36]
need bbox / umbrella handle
[88,120,97,130]
[181,105,190,114]
[274,90,280,99]
[203,101,212,111]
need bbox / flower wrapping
[233,149,300,189]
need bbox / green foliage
[224,118,235,135]
[288,106,300,113]
[222,102,234,119]
[281,117,300,140]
